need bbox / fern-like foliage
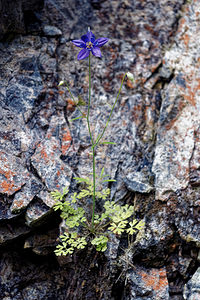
[51,170,145,256]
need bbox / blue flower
[72,30,109,60]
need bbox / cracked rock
[43,25,62,36]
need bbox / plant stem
[86,54,94,145]
[92,145,96,227]
[86,53,96,228]
[63,81,84,118]
[95,72,127,146]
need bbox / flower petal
[87,31,95,43]
[94,38,109,47]
[92,47,101,58]
[77,49,90,60]
[81,34,89,43]
[72,39,86,48]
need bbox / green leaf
[95,134,101,144]
[66,248,74,255]
[51,188,69,201]
[126,227,137,235]
[70,116,84,122]
[94,214,100,220]
[108,223,125,235]
[77,95,86,106]
[77,189,90,199]
[60,232,69,241]
[102,179,116,183]
[53,201,63,211]
[100,167,105,178]
[101,141,116,145]
[135,220,145,230]
[91,235,108,252]
[74,177,91,184]
[71,192,77,203]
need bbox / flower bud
[58,80,64,86]
[126,72,134,82]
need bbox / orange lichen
[52,144,58,151]
[178,18,186,33]
[0,180,15,193]
[139,268,168,292]
[165,98,187,131]
[62,130,72,142]
[12,199,25,209]
[46,133,52,139]
[40,148,48,160]
[185,77,200,107]
[183,33,190,47]
[61,129,72,155]
[61,145,70,154]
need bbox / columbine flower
[72,30,109,60]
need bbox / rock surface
[184,267,200,300]
[0,0,200,299]
[0,0,44,40]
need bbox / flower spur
[72,30,109,60]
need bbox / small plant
[51,28,144,256]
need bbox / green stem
[92,146,96,227]
[86,53,96,228]
[64,81,76,102]
[63,81,85,118]
[95,72,127,146]
[86,54,94,145]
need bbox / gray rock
[10,176,43,214]
[0,151,29,196]
[124,172,153,193]
[0,223,30,245]
[184,267,200,300]
[24,228,58,255]
[30,114,72,192]
[43,25,62,36]
[198,250,200,262]
[0,0,44,40]
[0,0,200,299]
[125,266,169,300]
[152,0,200,201]
[25,199,52,227]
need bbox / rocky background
[0,0,200,299]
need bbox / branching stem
[95,72,127,146]
[63,57,127,229]
[87,66,127,228]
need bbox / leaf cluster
[51,178,145,256]
[74,169,113,200]
[54,232,87,256]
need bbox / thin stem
[63,81,85,118]
[64,81,76,103]
[95,72,127,146]
[92,146,96,227]
[86,54,94,145]
[86,53,96,228]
